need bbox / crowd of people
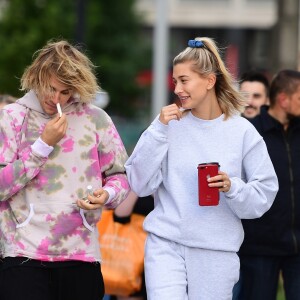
[233,70,300,300]
[0,36,299,300]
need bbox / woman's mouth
[179,96,189,105]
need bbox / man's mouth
[45,101,57,111]
[245,105,256,110]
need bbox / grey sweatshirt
[125,112,278,252]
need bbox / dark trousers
[0,260,104,300]
[233,254,300,300]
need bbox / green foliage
[85,0,151,116]
[0,0,75,95]
[0,0,151,117]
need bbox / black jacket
[239,105,300,255]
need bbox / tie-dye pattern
[0,91,130,262]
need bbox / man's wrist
[31,137,54,157]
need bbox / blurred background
[0,0,299,155]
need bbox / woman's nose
[174,84,181,95]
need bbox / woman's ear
[207,73,216,90]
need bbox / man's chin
[44,110,57,116]
[244,108,258,118]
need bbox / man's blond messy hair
[20,39,100,103]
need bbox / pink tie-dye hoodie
[0,90,130,262]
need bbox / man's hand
[77,189,109,210]
[41,114,68,146]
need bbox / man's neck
[268,106,289,130]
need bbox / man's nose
[245,95,253,105]
[52,92,61,104]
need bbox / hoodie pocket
[12,201,102,259]
[12,201,102,232]
[15,203,34,228]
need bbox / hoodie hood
[16,90,82,119]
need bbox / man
[236,70,300,300]
[240,70,270,119]
[0,94,16,109]
[0,39,130,300]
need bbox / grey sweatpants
[145,233,239,300]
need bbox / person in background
[107,130,154,300]
[0,39,130,300]
[125,37,278,300]
[235,70,300,300]
[108,191,154,300]
[0,94,17,109]
[233,69,270,297]
[239,70,270,119]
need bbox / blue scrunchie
[188,40,204,48]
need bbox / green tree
[0,0,151,116]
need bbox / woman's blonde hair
[20,39,100,103]
[173,37,246,119]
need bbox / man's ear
[277,92,289,109]
[207,73,216,90]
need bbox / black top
[240,105,300,256]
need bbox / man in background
[0,94,16,109]
[236,69,300,300]
[240,70,270,119]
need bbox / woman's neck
[192,95,222,120]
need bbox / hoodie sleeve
[98,113,130,209]
[125,118,169,197]
[224,127,279,219]
[0,108,48,201]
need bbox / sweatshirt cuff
[31,137,54,157]
[150,118,168,138]
[224,177,242,199]
[103,187,116,205]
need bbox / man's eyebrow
[50,86,71,92]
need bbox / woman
[125,37,278,300]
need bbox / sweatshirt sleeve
[98,114,130,209]
[125,118,169,197]
[0,109,48,201]
[225,128,279,219]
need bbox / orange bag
[97,210,147,296]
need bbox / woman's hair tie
[188,40,204,48]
